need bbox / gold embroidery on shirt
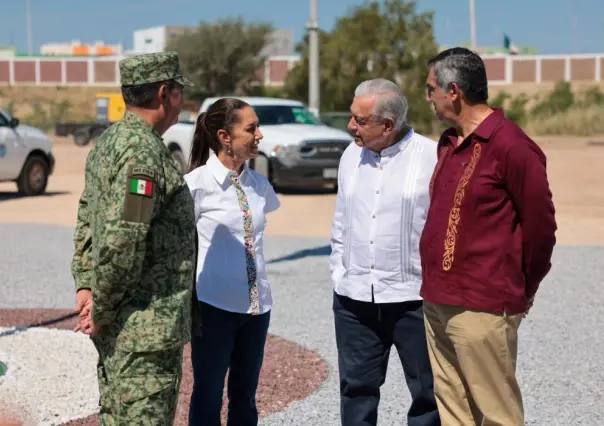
[442,143,482,271]
[429,146,450,198]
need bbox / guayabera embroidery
[442,143,482,271]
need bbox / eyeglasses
[351,114,387,127]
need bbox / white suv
[0,109,55,196]
[162,97,353,189]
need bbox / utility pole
[26,0,33,55]
[308,0,320,116]
[469,0,477,50]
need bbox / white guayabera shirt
[329,128,438,303]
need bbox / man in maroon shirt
[420,47,557,425]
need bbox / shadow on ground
[0,191,71,202]
[268,245,331,264]
[0,311,77,338]
[276,187,337,196]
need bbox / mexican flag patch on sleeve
[130,178,154,196]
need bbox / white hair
[354,78,409,133]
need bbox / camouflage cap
[119,51,194,87]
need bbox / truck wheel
[17,155,49,196]
[73,129,91,147]
[90,128,105,142]
[170,149,187,173]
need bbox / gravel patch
[0,327,99,426]
[0,224,328,425]
[261,239,604,426]
[2,223,604,425]
[0,308,327,426]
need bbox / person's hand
[523,296,535,318]
[75,289,92,313]
[73,290,92,333]
[77,312,93,334]
[76,307,103,336]
[81,300,103,337]
[85,319,103,337]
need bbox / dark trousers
[188,301,270,426]
[333,292,440,426]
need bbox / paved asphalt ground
[2,223,604,425]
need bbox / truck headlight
[270,145,299,166]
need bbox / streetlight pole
[26,0,33,55]
[308,0,320,116]
[469,0,477,50]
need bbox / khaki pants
[423,302,524,426]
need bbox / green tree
[283,0,438,133]
[530,81,574,118]
[281,30,333,106]
[506,94,529,126]
[167,17,273,100]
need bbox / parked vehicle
[162,97,354,188]
[0,109,55,196]
[55,92,123,146]
[55,91,200,151]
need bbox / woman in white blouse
[184,97,281,426]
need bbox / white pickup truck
[162,97,354,189]
[0,108,55,196]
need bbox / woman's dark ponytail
[187,97,251,173]
[188,112,213,171]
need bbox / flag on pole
[130,178,153,196]
[504,34,519,55]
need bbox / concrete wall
[1,53,602,87]
[0,55,300,87]
[483,54,603,85]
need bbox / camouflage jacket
[71,110,196,352]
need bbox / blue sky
[1,0,603,55]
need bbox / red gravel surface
[0,309,329,426]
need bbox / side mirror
[9,117,19,128]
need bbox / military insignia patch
[131,166,156,180]
[123,164,158,223]
[130,178,154,197]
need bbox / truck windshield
[183,104,322,126]
[0,110,10,126]
[253,105,321,126]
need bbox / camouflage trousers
[93,338,183,426]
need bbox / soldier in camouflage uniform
[71,51,196,425]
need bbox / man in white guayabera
[329,78,440,426]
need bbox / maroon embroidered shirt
[419,109,557,314]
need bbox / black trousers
[188,301,270,426]
[333,291,440,426]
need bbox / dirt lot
[0,136,602,246]
[0,138,338,238]
[3,82,603,118]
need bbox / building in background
[133,26,191,54]
[40,40,123,56]
[0,46,17,58]
[131,25,297,87]
[133,25,294,57]
[260,29,294,57]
